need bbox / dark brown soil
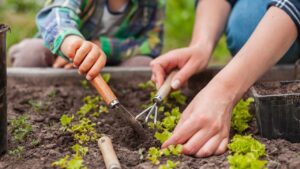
[255,81,300,95]
[0,78,300,169]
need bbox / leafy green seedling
[77,96,106,118]
[228,135,267,169]
[168,144,183,156]
[47,90,57,98]
[162,107,181,131]
[52,154,87,169]
[31,139,40,146]
[231,98,254,133]
[8,146,24,158]
[228,153,267,169]
[155,130,172,144]
[10,115,32,142]
[52,144,88,169]
[60,115,74,127]
[169,90,187,106]
[158,160,179,169]
[147,147,162,165]
[71,118,99,144]
[228,135,266,158]
[102,73,111,83]
[138,80,156,90]
[80,80,90,90]
[147,145,183,166]
[28,100,43,112]
[72,144,88,157]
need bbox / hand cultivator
[90,75,145,136]
[135,71,177,124]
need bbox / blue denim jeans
[226,0,300,64]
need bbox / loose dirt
[255,81,300,95]
[0,78,299,169]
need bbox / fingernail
[171,79,180,89]
[86,75,92,81]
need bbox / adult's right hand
[150,45,211,89]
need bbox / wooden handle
[156,70,178,101]
[91,75,117,106]
[98,136,122,169]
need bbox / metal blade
[113,103,145,136]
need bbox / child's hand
[60,35,106,80]
[53,57,73,69]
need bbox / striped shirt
[36,0,165,63]
[228,0,300,34]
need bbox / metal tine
[145,104,156,123]
[153,105,158,124]
[135,105,153,120]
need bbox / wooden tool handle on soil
[91,75,117,106]
[156,70,178,101]
[98,136,122,169]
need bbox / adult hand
[162,82,234,157]
[60,35,106,80]
[150,45,211,89]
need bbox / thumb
[171,58,200,89]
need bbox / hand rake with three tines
[135,71,177,124]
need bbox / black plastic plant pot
[251,81,300,142]
[0,24,9,154]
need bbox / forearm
[211,7,298,102]
[36,1,84,57]
[190,0,231,53]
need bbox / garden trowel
[90,75,145,136]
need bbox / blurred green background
[0,0,230,66]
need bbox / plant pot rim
[251,80,300,98]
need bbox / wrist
[207,72,246,105]
[189,39,214,57]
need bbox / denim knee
[226,0,269,56]
[225,0,300,64]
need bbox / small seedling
[8,146,24,158]
[147,147,162,165]
[52,144,88,169]
[228,153,267,169]
[158,160,179,169]
[154,130,172,144]
[228,135,266,158]
[169,91,187,106]
[228,135,267,169]
[147,145,183,166]
[138,80,156,90]
[72,144,88,157]
[80,80,90,90]
[10,115,32,142]
[28,100,43,112]
[60,115,74,131]
[52,154,87,169]
[71,118,99,144]
[47,90,57,98]
[231,98,254,133]
[102,73,111,83]
[31,139,40,146]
